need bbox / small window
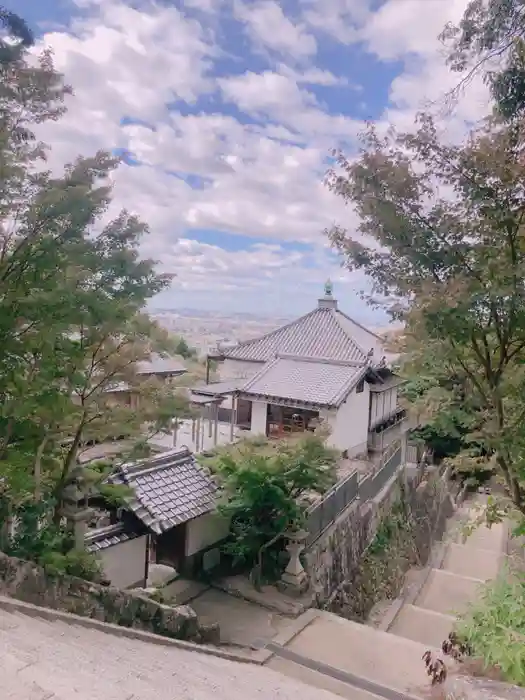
[356,379,365,394]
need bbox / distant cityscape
[151,308,294,355]
[151,307,398,356]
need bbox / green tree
[208,434,337,582]
[0,7,33,65]
[173,335,197,360]
[0,21,190,567]
[441,0,525,120]
[327,115,525,517]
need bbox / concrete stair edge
[265,641,423,700]
[396,604,456,622]
[422,567,486,584]
[315,608,442,653]
[389,604,456,648]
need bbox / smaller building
[104,354,188,410]
[86,447,229,588]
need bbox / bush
[455,571,525,686]
[4,500,101,581]
[209,433,338,582]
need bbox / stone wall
[0,551,219,643]
[305,468,454,617]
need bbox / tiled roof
[108,448,217,535]
[221,307,370,363]
[191,379,241,397]
[136,354,187,376]
[239,355,368,407]
[84,523,144,553]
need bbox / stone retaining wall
[305,468,454,614]
[0,551,219,643]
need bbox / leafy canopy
[0,14,191,574]
[441,0,525,120]
[207,434,337,579]
[327,115,525,516]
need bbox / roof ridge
[276,352,365,367]
[331,365,369,406]
[241,356,280,391]
[330,309,370,362]
[335,308,384,342]
[222,307,320,354]
[118,448,194,481]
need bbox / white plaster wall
[321,383,370,455]
[220,394,234,410]
[97,535,147,589]
[185,512,231,557]
[250,400,268,435]
[219,358,262,381]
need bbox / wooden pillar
[214,402,219,446]
[201,414,206,451]
[195,416,201,451]
[172,418,178,448]
[208,404,213,438]
[230,395,237,441]
[191,418,196,442]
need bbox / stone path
[262,495,509,699]
[0,599,339,700]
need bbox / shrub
[455,570,525,686]
[209,433,338,582]
[4,500,101,581]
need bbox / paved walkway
[0,600,340,700]
[262,495,509,700]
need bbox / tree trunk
[52,417,85,524]
[33,435,48,501]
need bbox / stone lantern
[278,529,309,596]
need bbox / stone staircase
[263,495,509,699]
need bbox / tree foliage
[208,434,337,581]
[0,15,190,574]
[173,335,197,360]
[441,0,525,120]
[456,571,525,686]
[0,6,33,65]
[327,115,525,517]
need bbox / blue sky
[7,0,487,323]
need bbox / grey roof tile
[239,355,368,407]
[84,523,143,553]
[221,307,369,363]
[108,448,217,535]
[136,354,187,376]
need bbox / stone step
[268,657,384,700]
[442,542,502,581]
[389,605,455,648]
[278,610,435,698]
[451,517,507,554]
[415,568,484,616]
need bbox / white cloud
[301,0,372,43]
[233,0,317,60]
[27,0,492,317]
